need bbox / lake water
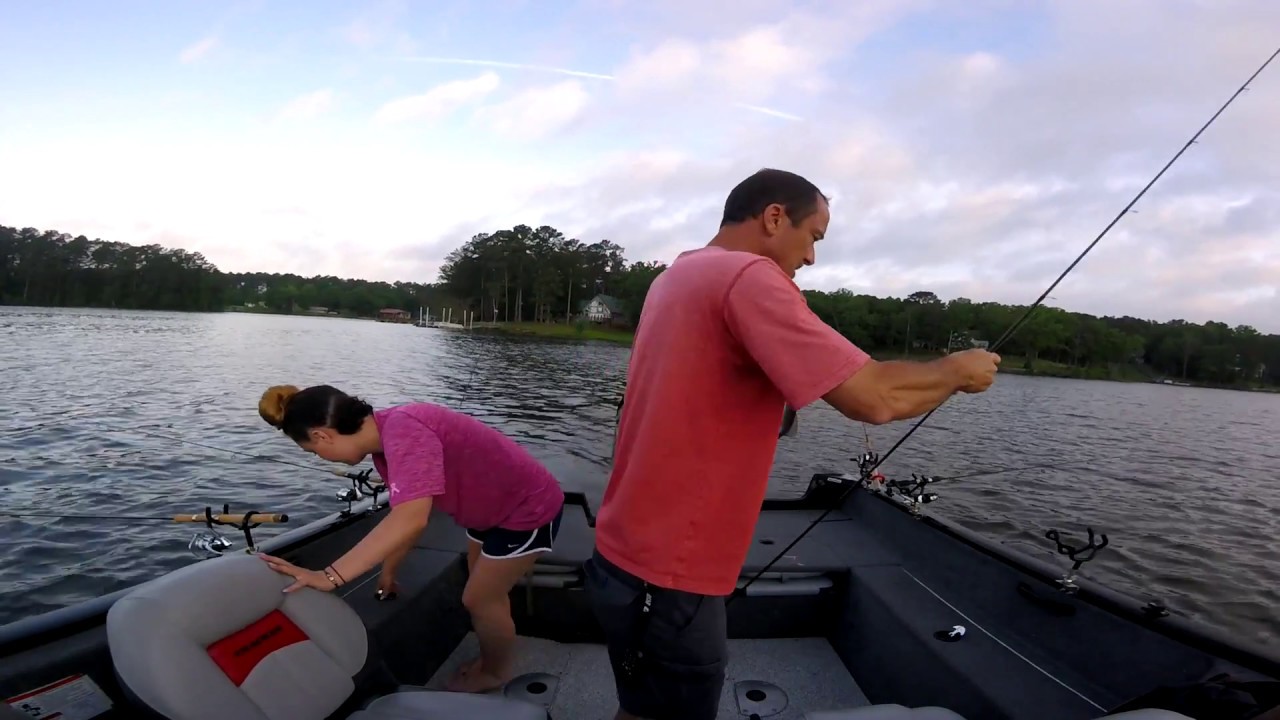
[1,307,1277,650]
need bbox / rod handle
[172,513,289,524]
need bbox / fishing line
[932,451,1135,483]
[103,425,335,475]
[732,45,1280,604]
[0,511,174,522]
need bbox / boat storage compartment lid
[805,705,967,719]
[348,689,546,719]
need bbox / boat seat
[806,706,967,719]
[106,553,545,720]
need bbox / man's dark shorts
[584,550,728,720]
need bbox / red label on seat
[207,610,308,686]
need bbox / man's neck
[707,227,762,254]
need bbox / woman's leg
[446,550,541,693]
[453,539,486,677]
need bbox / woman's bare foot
[445,664,506,694]
[455,656,482,677]
[445,656,507,693]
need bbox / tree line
[3,223,1276,388]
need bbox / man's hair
[720,168,829,228]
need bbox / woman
[254,384,565,694]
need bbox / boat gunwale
[833,473,1280,680]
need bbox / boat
[2,455,1278,720]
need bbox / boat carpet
[425,632,871,719]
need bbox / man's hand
[943,349,1001,393]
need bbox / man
[583,168,1002,720]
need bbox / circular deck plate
[503,672,559,707]
[735,680,789,717]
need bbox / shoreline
[478,322,1278,393]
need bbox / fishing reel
[335,468,387,516]
[854,452,881,484]
[1045,526,1109,593]
[189,531,233,559]
[177,504,290,558]
[884,474,940,516]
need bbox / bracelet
[327,565,347,586]
[322,567,343,588]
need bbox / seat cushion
[806,705,968,720]
[107,553,369,720]
[348,689,546,719]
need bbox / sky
[1,0,1277,331]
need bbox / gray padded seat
[106,553,543,720]
[806,706,966,719]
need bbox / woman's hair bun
[258,385,300,428]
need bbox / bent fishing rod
[733,44,1280,604]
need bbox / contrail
[735,102,803,122]
[401,56,615,81]
[398,55,803,121]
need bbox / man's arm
[822,356,967,425]
[724,260,998,425]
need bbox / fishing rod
[733,45,1280,604]
[0,504,292,557]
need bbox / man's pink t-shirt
[594,246,872,596]
[370,402,564,531]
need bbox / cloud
[275,89,335,122]
[178,36,218,64]
[476,80,591,141]
[373,72,501,125]
[5,0,1279,333]
[339,0,413,52]
[526,2,1279,331]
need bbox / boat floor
[425,632,870,719]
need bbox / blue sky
[1,0,1277,331]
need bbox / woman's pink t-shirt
[370,402,564,531]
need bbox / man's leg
[585,552,727,720]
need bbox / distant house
[947,331,989,352]
[376,308,412,323]
[584,294,627,325]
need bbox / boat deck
[426,632,871,719]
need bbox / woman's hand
[258,554,338,593]
[376,570,400,601]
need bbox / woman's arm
[329,496,432,583]
[262,413,445,592]
[380,529,418,579]
[259,496,432,592]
